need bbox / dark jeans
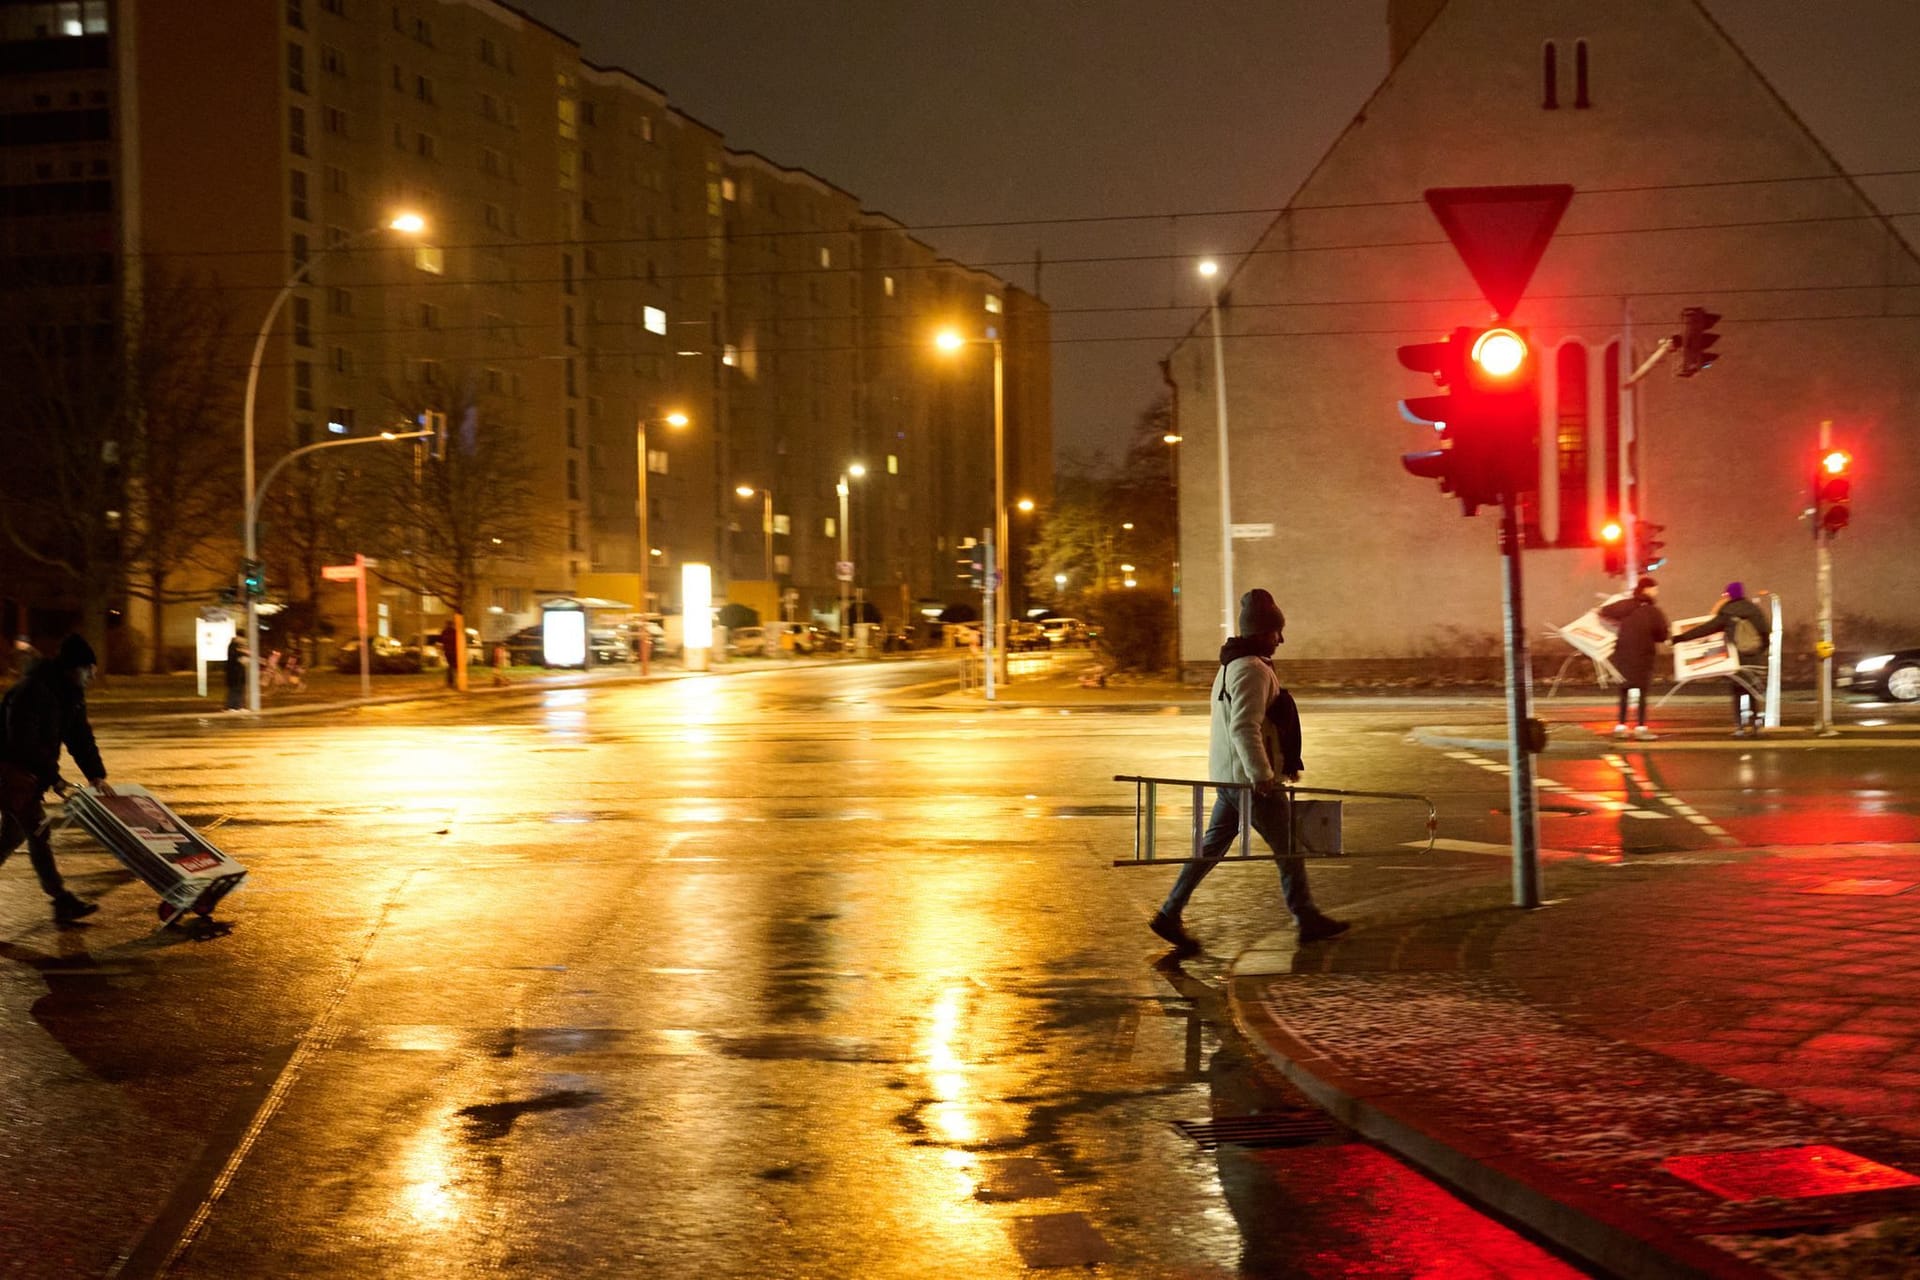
[1729,676,1756,726]
[1160,786,1314,924]
[1616,686,1649,725]
[0,764,64,898]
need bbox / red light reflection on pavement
[1721,813,1920,847]
[1248,1144,1587,1277]
[1661,1145,1920,1202]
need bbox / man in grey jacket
[1151,589,1349,953]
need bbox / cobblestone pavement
[1229,845,1920,1279]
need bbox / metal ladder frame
[1111,774,1438,867]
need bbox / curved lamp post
[241,212,425,712]
[933,326,1007,697]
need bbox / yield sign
[1425,184,1573,319]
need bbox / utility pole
[1815,419,1838,736]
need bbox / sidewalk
[1227,845,1920,1278]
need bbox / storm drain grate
[1174,1111,1340,1151]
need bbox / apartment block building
[0,0,1049,664]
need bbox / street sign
[1425,185,1573,319]
[835,560,854,582]
[321,564,360,582]
[1231,523,1275,540]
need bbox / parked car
[781,624,841,654]
[1840,648,1920,702]
[728,625,768,657]
[333,635,420,675]
[588,626,631,664]
[1039,617,1087,647]
[502,625,546,665]
[406,628,481,668]
[1004,621,1049,652]
[942,622,981,649]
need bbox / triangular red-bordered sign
[1425,185,1574,319]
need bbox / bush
[1086,589,1174,672]
[717,602,760,631]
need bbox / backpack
[1732,612,1765,655]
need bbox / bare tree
[120,271,245,672]
[353,379,541,688]
[0,292,129,667]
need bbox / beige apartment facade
[0,0,1049,665]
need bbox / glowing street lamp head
[1121,522,1134,531]
[1197,259,1219,279]
[735,485,755,499]
[933,329,967,353]
[1016,498,1035,513]
[664,411,690,428]
[1163,433,1182,445]
[848,462,867,478]
[388,212,426,234]
[1053,573,1067,587]
[1471,328,1528,379]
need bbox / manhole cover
[1174,1112,1339,1150]
[1662,1145,1920,1202]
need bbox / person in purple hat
[1674,582,1772,736]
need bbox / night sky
[512,0,1920,465]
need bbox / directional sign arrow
[1425,184,1574,319]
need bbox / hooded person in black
[1598,576,1669,740]
[0,634,108,922]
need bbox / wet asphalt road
[9,661,1912,1277]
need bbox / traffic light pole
[1815,420,1836,736]
[1499,493,1543,908]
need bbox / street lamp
[1198,258,1234,642]
[637,410,689,674]
[933,326,1008,697]
[1164,432,1182,597]
[1016,497,1035,513]
[838,463,866,646]
[735,483,774,581]
[240,211,425,713]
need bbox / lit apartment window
[887,454,899,475]
[287,42,307,93]
[647,449,668,475]
[294,360,313,409]
[322,104,347,135]
[414,243,443,273]
[639,114,654,142]
[288,105,307,155]
[289,169,309,220]
[984,294,1002,314]
[721,177,736,201]
[643,306,666,335]
[818,246,831,268]
[556,96,577,141]
[883,275,895,297]
[824,517,836,538]
[722,344,738,367]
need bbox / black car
[1839,649,1920,703]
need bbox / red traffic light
[1599,520,1623,543]
[1822,449,1851,475]
[1470,328,1528,379]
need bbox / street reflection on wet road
[1,666,1589,1278]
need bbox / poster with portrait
[1671,615,1740,681]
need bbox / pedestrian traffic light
[1599,519,1624,576]
[1641,521,1668,571]
[1677,307,1721,377]
[242,559,266,599]
[1398,326,1537,516]
[1814,449,1852,535]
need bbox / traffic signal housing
[242,559,267,599]
[1398,326,1537,516]
[1678,307,1721,377]
[1815,449,1852,535]
[1641,521,1668,571]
